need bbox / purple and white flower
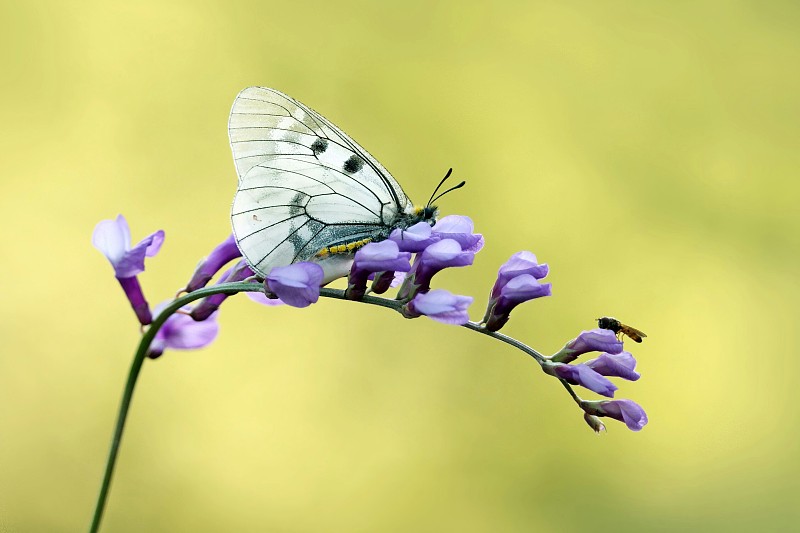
[489,251,549,300]
[431,215,484,252]
[551,328,624,364]
[581,399,648,431]
[92,214,165,325]
[483,274,552,332]
[584,351,640,381]
[389,221,439,252]
[403,289,473,325]
[265,263,324,308]
[148,303,220,359]
[542,361,618,397]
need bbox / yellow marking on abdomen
[314,237,373,258]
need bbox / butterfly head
[411,205,439,226]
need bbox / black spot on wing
[343,154,364,174]
[311,138,329,155]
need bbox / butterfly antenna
[426,168,453,208]
[430,180,466,205]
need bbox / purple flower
[551,329,624,364]
[483,274,552,332]
[403,289,473,325]
[431,215,484,252]
[265,262,324,308]
[190,260,258,321]
[92,215,165,277]
[585,351,640,381]
[92,214,165,325]
[388,221,438,252]
[185,234,242,292]
[581,399,648,431]
[397,239,475,301]
[345,241,412,300]
[489,251,549,300]
[542,361,617,397]
[148,303,220,359]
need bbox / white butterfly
[229,87,448,283]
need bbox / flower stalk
[89,280,582,532]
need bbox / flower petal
[159,313,220,349]
[410,289,473,325]
[144,230,165,257]
[92,215,130,265]
[602,399,648,431]
[389,222,438,252]
[551,328,624,363]
[266,263,324,308]
[149,302,220,357]
[547,362,618,397]
[353,241,412,273]
[432,215,484,252]
[113,230,165,278]
[585,351,640,381]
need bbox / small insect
[228,87,464,282]
[597,316,647,343]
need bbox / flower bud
[185,234,241,292]
[583,413,606,434]
[551,329,623,364]
[403,289,473,325]
[483,274,551,332]
[190,260,255,321]
[542,361,617,397]
[581,399,648,431]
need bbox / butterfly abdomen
[315,237,374,258]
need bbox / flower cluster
[543,329,648,431]
[92,215,225,357]
[93,213,647,433]
[483,251,551,332]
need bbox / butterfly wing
[229,87,412,278]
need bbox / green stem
[89,282,262,533]
[90,281,579,532]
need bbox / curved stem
[89,282,263,533]
[461,322,546,364]
[91,281,578,532]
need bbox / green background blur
[1,1,798,531]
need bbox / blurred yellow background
[1,1,798,531]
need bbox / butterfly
[229,87,462,282]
